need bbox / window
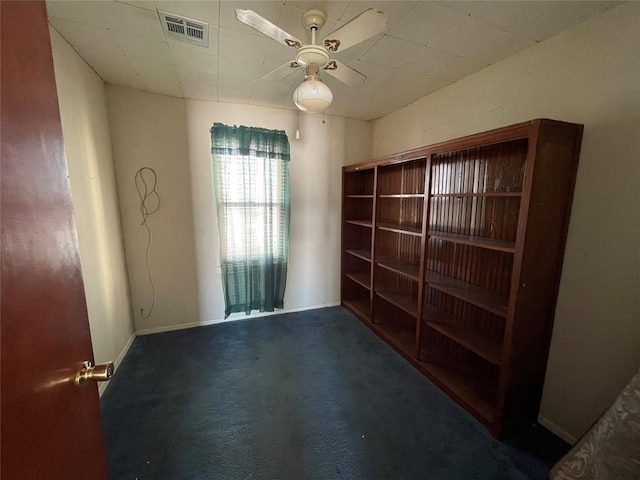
[210,123,290,318]
[219,155,287,262]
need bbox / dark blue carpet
[101,306,562,479]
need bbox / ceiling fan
[235,7,387,113]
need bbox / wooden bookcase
[341,119,583,437]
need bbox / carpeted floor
[101,306,568,479]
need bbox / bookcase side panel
[503,121,583,425]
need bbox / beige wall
[106,87,372,332]
[369,3,640,441]
[49,28,135,382]
[106,86,201,332]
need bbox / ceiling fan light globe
[293,78,332,113]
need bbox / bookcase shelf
[377,222,422,236]
[379,194,425,199]
[376,291,418,318]
[376,257,420,280]
[431,192,522,198]
[428,230,516,253]
[375,321,416,356]
[342,119,583,437]
[346,219,373,228]
[345,272,371,290]
[418,348,496,423]
[343,298,371,322]
[345,249,371,262]
[422,303,502,366]
[425,271,509,318]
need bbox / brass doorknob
[75,360,114,386]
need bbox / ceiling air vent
[159,11,209,48]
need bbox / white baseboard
[99,331,136,397]
[135,302,342,336]
[537,414,577,445]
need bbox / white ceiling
[46,0,621,120]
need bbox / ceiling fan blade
[323,60,367,87]
[235,9,302,48]
[322,9,386,53]
[262,62,300,82]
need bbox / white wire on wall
[134,167,160,320]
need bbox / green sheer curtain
[210,123,290,318]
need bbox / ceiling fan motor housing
[296,10,329,68]
[296,45,329,68]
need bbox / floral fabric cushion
[550,367,640,479]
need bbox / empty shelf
[376,291,418,318]
[345,272,371,290]
[428,230,515,253]
[425,271,508,317]
[422,305,502,365]
[345,249,372,262]
[418,352,496,423]
[376,257,419,280]
[377,222,422,236]
[378,193,425,198]
[430,192,522,198]
[374,322,416,356]
[343,298,370,322]
[346,219,373,228]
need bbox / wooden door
[1,1,109,478]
